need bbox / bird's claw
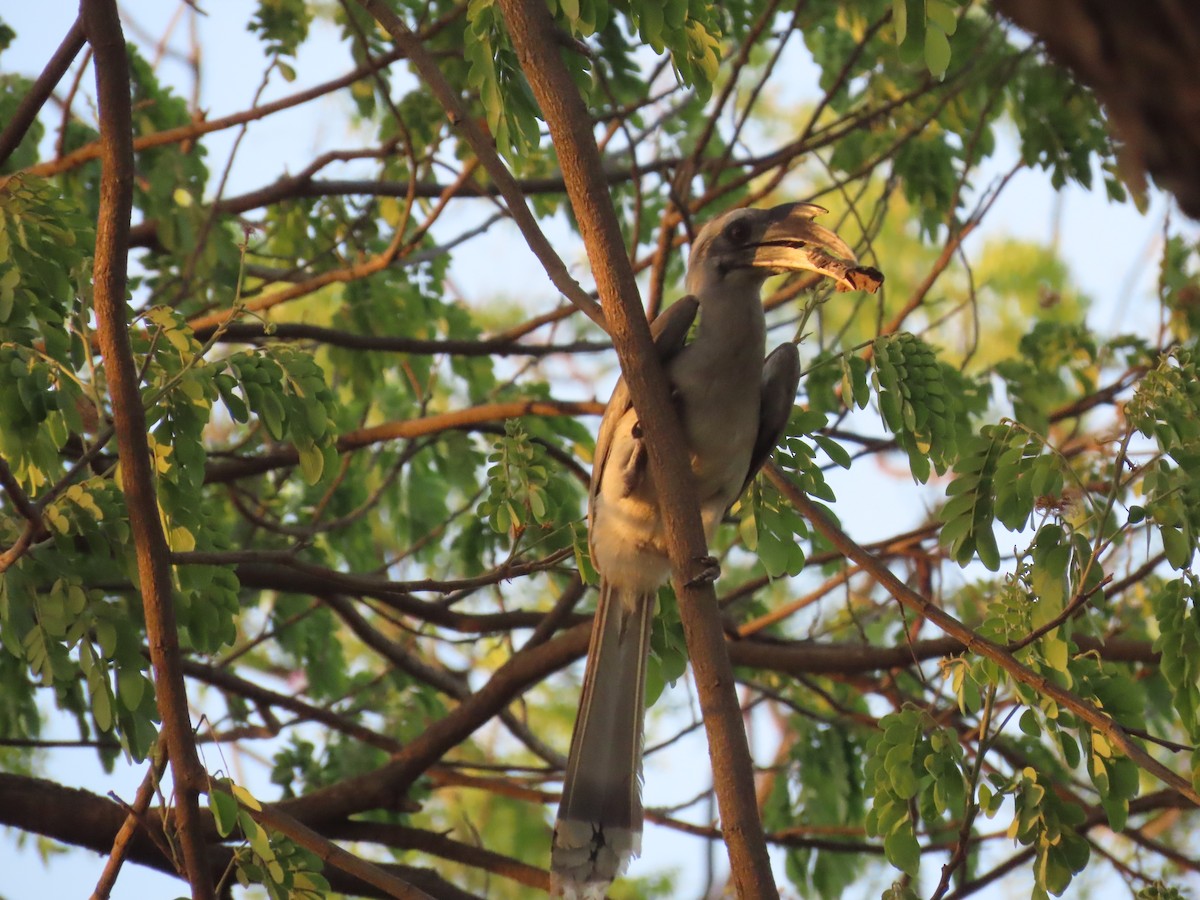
[687,556,721,586]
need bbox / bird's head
[685,203,865,297]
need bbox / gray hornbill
[551,203,881,897]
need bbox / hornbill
[551,203,881,897]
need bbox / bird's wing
[647,294,700,354]
[742,342,802,495]
[588,296,700,537]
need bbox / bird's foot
[686,556,721,586]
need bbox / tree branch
[492,1,779,895]
[767,462,1200,808]
[0,773,480,900]
[194,320,608,358]
[79,1,213,895]
[2,9,461,186]
[202,398,603,483]
[994,0,1200,218]
[328,820,549,892]
[271,621,590,823]
[245,804,438,900]
[727,633,1159,675]
[0,17,85,167]
[355,0,606,329]
[90,745,171,899]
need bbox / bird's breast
[669,348,762,504]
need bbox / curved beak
[749,203,866,291]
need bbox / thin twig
[767,463,1200,808]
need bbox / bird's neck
[692,282,767,357]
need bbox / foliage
[0,1,1197,898]
[211,778,331,898]
[864,707,965,877]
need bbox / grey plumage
[551,203,868,898]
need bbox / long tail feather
[551,581,655,898]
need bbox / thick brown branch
[79,1,213,895]
[0,773,205,877]
[271,621,589,823]
[493,1,778,895]
[994,0,1200,218]
[0,774,477,900]
[728,633,1159,674]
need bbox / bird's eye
[725,219,750,245]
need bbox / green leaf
[813,433,851,469]
[117,668,146,710]
[926,0,958,35]
[1162,526,1192,569]
[975,525,1000,571]
[883,828,920,876]
[211,789,239,837]
[924,25,951,78]
[0,266,18,321]
[231,782,263,811]
[1019,708,1040,736]
[639,4,664,47]
[297,441,324,484]
[241,810,274,861]
[257,387,286,440]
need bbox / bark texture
[996,0,1200,218]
